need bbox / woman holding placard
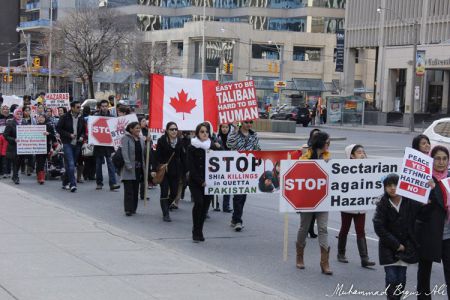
[35,113,56,185]
[337,144,376,268]
[4,108,25,184]
[295,131,333,275]
[415,145,450,299]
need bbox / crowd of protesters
[2,92,450,299]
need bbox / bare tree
[48,8,131,98]
[126,39,174,78]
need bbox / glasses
[244,121,253,124]
[199,130,209,134]
[168,128,178,132]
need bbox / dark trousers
[232,194,247,224]
[123,168,142,213]
[35,154,47,173]
[339,212,366,239]
[160,174,179,203]
[223,194,231,210]
[20,155,34,173]
[417,239,450,299]
[11,155,24,180]
[385,266,407,299]
[191,185,212,236]
[95,153,117,186]
[83,157,96,180]
[0,155,11,175]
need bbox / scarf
[433,169,450,223]
[191,137,211,150]
[13,108,23,125]
[301,148,330,160]
[169,137,178,149]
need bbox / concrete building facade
[345,0,450,125]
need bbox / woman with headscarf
[4,108,25,184]
[35,113,56,184]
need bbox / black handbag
[112,147,124,171]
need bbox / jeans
[95,154,117,186]
[297,212,329,248]
[62,143,81,188]
[232,194,247,224]
[339,212,366,239]
[417,239,450,300]
[384,266,406,299]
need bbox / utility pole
[247,38,252,79]
[48,0,53,93]
[409,22,418,132]
[26,33,32,96]
[7,52,11,95]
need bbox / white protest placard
[205,150,302,195]
[149,128,165,149]
[44,93,70,116]
[106,114,139,149]
[16,125,47,155]
[279,158,402,212]
[88,116,113,146]
[216,80,259,124]
[2,96,23,108]
[397,147,433,204]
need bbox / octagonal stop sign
[92,117,113,145]
[282,161,329,210]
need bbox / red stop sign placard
[91,117,112,144]
[282,161,328,210]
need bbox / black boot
[337,235,348,263]
[160,199,171,222]
[308,214,317,238]
[357,238,375,267]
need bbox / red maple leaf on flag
[169,89,197,120]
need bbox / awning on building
[292,78,326,92]
[332,80,374,94]
[93,72,131,84]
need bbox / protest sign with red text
[44,93,70,116]
[397,147,433,204]
[216,80,258,124]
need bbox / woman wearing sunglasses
[188,122,221,242]
[153,122,184,222]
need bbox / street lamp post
[16,28,32,96]
[268,40,283,106]
[48,0,53,93]
[377,7,419,132]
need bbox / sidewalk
[258,131,346,141]
[0,182,295,300]
[317,124,424,134]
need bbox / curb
[258,134,347,141]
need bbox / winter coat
[226,129,260,151]
[415,176,448,262]
[153,135,184,178]
[187,138,219,188]
[93,111,114,156]
[37,122,56,153]
[0,134,7,156]
[120,132,145,181]
[56,111,86,145]
[373,194,422,265]
[3,119,25,159]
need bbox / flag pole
[143,75,152,207]
[283,152,291,262]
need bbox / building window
[293,47,321,61]
[311,17,344,33]
[268,18,306,32]
[176,42,183,56]
[333,48,337,62]
[312,0,345,8]
[252,44,279,60]
[355,49,359,64]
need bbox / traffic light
[274,86,279,93]
[113,60,121,72]
[273,62,279,73]
[228,63,233,73]
[3,75,12,83]
[268,62,272,72]
[33,57,40,67]
[223,62,228,73]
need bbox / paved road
[3,127,447,299]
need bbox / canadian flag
[149,74,218,130]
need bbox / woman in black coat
[188,122,220,242]
[3,108,25,184]
[415,145,450,299]
[152,122,184,222]
[373,174,422,299]
[35,114,56,184]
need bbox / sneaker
[70,186,77,193]
[234,223,243,232]
[230,221,236,228]
[96,184,103,190]
[110,184,120,191]
[62,184,70,190]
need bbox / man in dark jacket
[56,101,86,192]
[94,100,119,191]
[226,120,260,232]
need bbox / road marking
[327,226,379,242]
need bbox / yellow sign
[274,81,286,88]
[33,57,40,67]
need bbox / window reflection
[293,47,321,61]
[252,44,279,59]
[138,0,307,8]
[311,17,344,33]
[312,0,345,8]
